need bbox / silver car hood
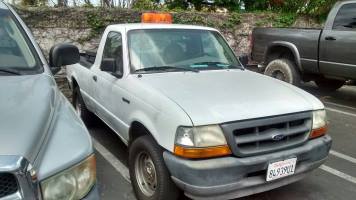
[139,70,324,125]
[0,74,56,163]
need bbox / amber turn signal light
[141,13,173,24]
[309,126,327,139]
[174,145,232,159]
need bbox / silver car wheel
[135,151,157,197]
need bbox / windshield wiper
[0,68,22,75]
[135,66,199,73]
[192,62,243,70]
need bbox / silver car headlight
[41,155,96,200]
[174,125,231,158]
[310,110,328,139]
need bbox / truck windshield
[0,7,41,75]
[128,29,241,73]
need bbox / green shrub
[272,12,296,27]
[243,0,337,21]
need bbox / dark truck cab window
[333,3,356,30]
[0,7,41,75]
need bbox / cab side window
[333,3,356,31]
[102,32,123,74]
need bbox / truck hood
[139,70,323,125]
[0,74,56,163]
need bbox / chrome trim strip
[300,58,317,62]
[0,156,25,172]
[320,60,356,68]
[0,192,22,200]
[0,191,22,200]
[0,156,41,200]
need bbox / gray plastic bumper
[82,183,100,200]
[163,135,332,200]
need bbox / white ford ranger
[67,13,332,200]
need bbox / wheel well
[129,121,151,145]
[266,46,296,65]
[72,77,79,90]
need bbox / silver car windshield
[0,7,41,74]
[128,29,241,73]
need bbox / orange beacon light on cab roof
[141,13,173,24]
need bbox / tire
[129,135,180,200]
[314,78,345,92]
[73,87,95,124]
[264,59,301,86]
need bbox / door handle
[122,97,130,104]
[325,36,336,41]
[93,75,97,82]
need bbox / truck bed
[251,27,322,73]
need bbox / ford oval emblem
[272,134,286,141]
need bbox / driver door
[93,31,129,139]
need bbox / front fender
[35,92,93,181]
[128,110,160,143]
[127,102,193,152]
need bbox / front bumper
[82,183,100,200]
[163,135,332,200]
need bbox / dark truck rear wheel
[129,135,180,200]
[315,78,345,92]
[264,59,301,86]
[73,87,95,124]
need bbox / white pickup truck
[67,14,332,200]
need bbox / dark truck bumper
[163,135,332,200]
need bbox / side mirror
[239,54,249,67]
[101,58,122,78]
[49,43,80,75]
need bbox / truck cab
[0,2,98,199]
[67,13,332,200]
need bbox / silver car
[0,2,99,199]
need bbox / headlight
[174,125,231,159]
[310,110,328,139]
[41,155,96,200]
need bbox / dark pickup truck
[251,0,356,91]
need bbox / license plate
[266,158,297,182]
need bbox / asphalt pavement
[90,83,356,200]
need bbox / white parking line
[324,101,356,111]
[320,165,356,184]
[325,107,356,118]
[330,150,356,165]
[93,138,131,182]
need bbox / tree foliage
[16,0,340,20]
[243,0,338,20]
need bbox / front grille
[0,173,19,198]
[221,112,312,157]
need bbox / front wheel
[129,135,180,200]
[314,78,345,92]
